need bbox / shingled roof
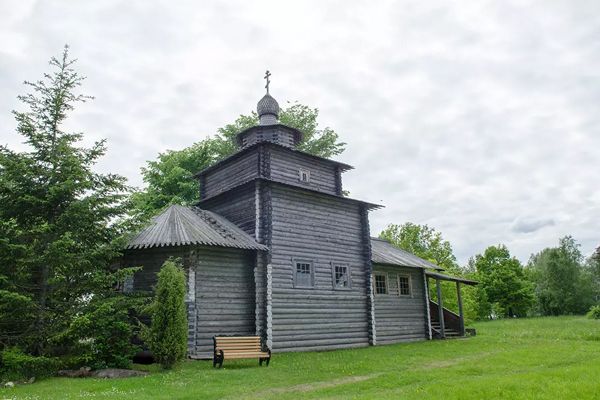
[370,238,442,270]
[126,205,267,251]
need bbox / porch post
[456,282,465,336]
[436,278,445,338]
[423,272,432,340]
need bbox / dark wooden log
[457,282,465,336]
[436,278,445,338]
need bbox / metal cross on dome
[264,70,271,94]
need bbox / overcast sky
[1,0,599,264]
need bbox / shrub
[587,305,600,319]
[65,295,149,370]
[0,347,60,381]
[143,259,188,369]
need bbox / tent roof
[126,205,267,251]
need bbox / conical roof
[126,205,267,251]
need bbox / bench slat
[222,353,270,359]
[213,336,271,367]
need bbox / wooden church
[124,79,476,359]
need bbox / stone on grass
[57,366,92,378]
[92,368,148,379]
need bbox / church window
[294,260,314,288]
[397,275,411,296]
[374,273,388,295]
[332,264,351,289]
[299,169,310,183]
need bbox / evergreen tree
[0,46,133,354]
[143,259,188,369]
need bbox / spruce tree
[0,46,133,354]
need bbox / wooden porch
[425,271,478,339]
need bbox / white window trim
[293,258,315,289]
[298,169,311,183]
[331,263,352,290]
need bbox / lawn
[3,316,600,399]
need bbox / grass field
[2,316,599,399]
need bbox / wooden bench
[213,336,271,368]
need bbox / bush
[0,347,60,381]
[587,305,600,319]
[143,259,188,369]
[65,295,148,370]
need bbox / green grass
[3,316,600,399]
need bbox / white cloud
[1,0,598,263]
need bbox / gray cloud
[1,0,599,264]
[512,217,556,234]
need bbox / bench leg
[213,350,224,368]
[266,356,270,367]
[259,358,263,366]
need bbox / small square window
[332,264,351,289]
[294,261,314,288]
[374,274,388,295]
[298,169,310,183]
[398,275,411,296]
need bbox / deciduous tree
[469,245,533,318]
[528,236,594,315]
[132,102,346,218]
[378,223,477,320]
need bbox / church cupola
[235,70,303,149]
[257,70,279,125]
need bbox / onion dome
[257,93,280,125]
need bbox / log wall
[372,265,428,344]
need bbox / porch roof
[425,270,478,286]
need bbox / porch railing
[429,300,464,338]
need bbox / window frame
[396,274,412,297]
[331,263,352,290]
[293,258,315,289]
[373,272,389,295]
[298,169,311,183]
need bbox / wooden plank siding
[372,265,428,344]
[203,151,258,199]
[269,146,339,195]
[268,184,370,352]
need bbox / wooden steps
[431,322,462,338]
